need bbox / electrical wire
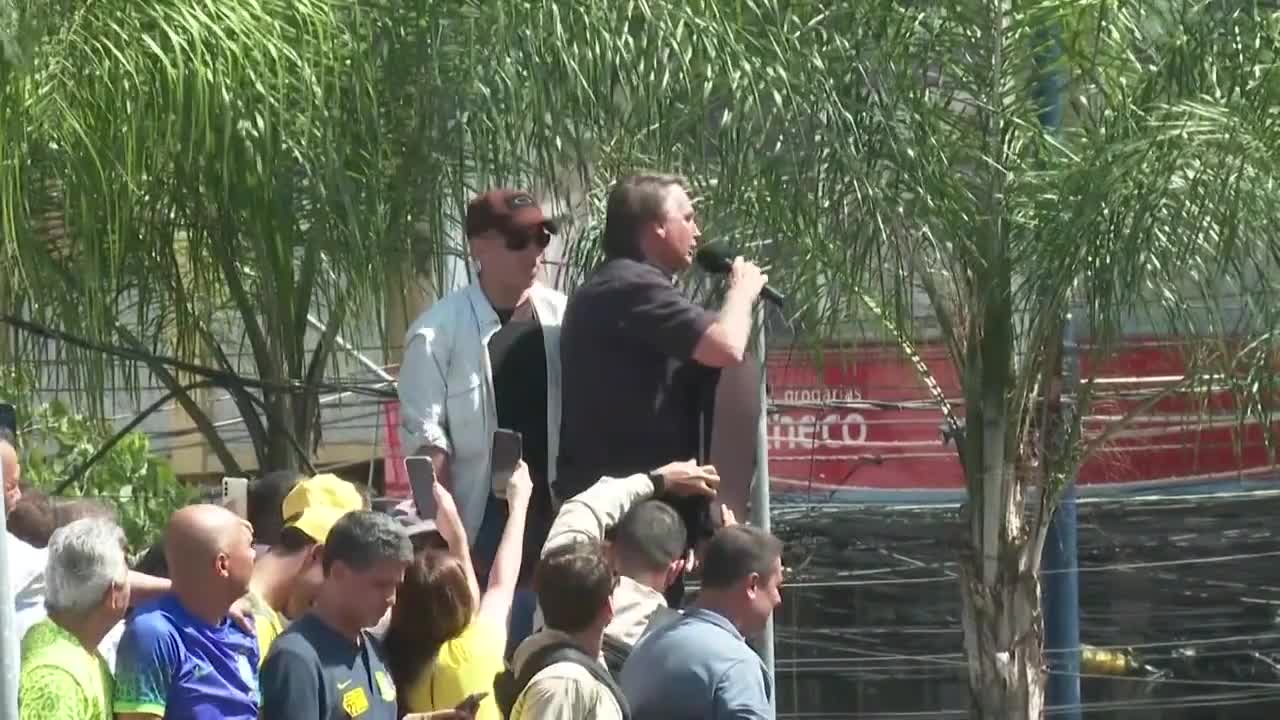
[1,314,397,399]
[777,548,1280,589]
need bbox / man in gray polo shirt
[621,525,784,719]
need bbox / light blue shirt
[397,283,566,542]
[621,608,774,720]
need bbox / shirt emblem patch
[341,686,369,716]
[236,653,254,685]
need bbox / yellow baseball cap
[281,474,364,543]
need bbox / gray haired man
[19,517,131,720]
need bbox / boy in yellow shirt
[244,474,365,662]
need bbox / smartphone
[221,477,249,519]
[490,429,523,498]
[0,403,16,436]
[455,691,489,715]
[404,455,436,518]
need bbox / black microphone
[694,246,786,308]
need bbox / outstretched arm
[477,463,532,632]
[542,460,720,556]
[432,480,482,607]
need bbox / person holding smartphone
[385,462,532,720]
[397,190,567,653]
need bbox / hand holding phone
[455,691,488,716]
[505,461,532,509]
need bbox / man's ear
[214,552,231,578]
[603,592,616,625]
[325,558,345,584]
[745,572,761,599]
[105,581,126,611]
[307,543,326,568]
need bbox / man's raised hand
[652,459,721,497]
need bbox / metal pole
[1044,311,1081,720]
[0,459,19,719]
[305,314,396,383]
[750,309,775,711]
[1033,16,1081,719]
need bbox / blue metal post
[1043,483,1080,718]
[1036,20,1082,720]
[1044,308,1081,720]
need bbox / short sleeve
[251,600,285,666]
[513,674,588,720]
[712,658,773,720]
[259,645,324,720]
[19,666,90,720]
[113,614,181,716]
[416,620,505,717]
[613,273,714,361]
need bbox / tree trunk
[958,536,1047,719]
[265,392,298,472]
[384,262,434,368]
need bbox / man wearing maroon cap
[397,189,566,653]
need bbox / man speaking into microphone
[557,173,767,602]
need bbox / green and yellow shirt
[19,619,113,720]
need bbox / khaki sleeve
[541,473,655,557]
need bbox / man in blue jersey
[114,504,259,720]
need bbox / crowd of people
[4,173,786,719]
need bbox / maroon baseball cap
[464,189,559,239]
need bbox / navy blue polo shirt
[259,613,397,720]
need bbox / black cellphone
[490,429,523,497]
[404,455,436,517]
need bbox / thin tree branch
[114,323,243,476]
[56,379,212,494]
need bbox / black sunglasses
[503,226,553,251]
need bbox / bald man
[114,504,260,720]
[4,432,53,647]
